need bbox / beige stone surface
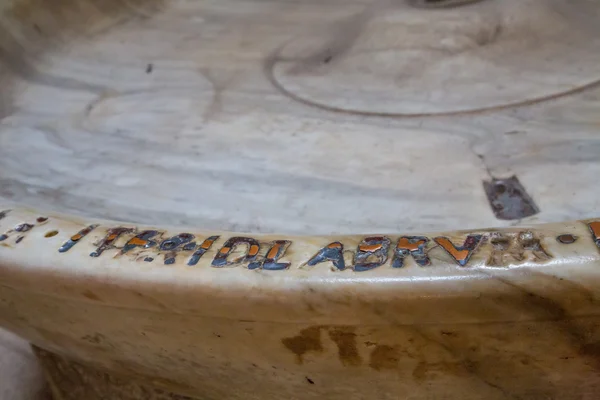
[1,208,600,399]
[1,0,600,398]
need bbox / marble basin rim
[2,0,600,398]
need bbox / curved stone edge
[1,205,600,325]
[0,205,598,272]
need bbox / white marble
[0,0,599,236]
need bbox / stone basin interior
[1,0,600,235]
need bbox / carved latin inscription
[159,233,195,264]
[392,236,430,268]
[249,240,292,270]
[306,242,346,270]
[589,222,600,248]
[212,237,260,267]
[434,235,483,266]
[354,236,391,272]
[188,236,220,266]
[90,227,133,257]
[58,225,99,253]
[486,231,551,267]
[5,215,593,271]
[122,230,159,254]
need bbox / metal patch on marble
[557,234,578,244]
[483,176,539,220]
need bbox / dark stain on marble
[82,290,101,301]
[369,344,399,371]
[491,273,600,370]
[328,327,361,366]
[412,361,469,383]
[282,326,323,364]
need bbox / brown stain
[34,347,197,399]
[412,361,428,382]
[369,345,399,371]
[81,333,105,345]
[488,273,600,370]
[82,290,102,301]
[132,290,168,310]
[282,326,323,364]
[412,361,469,383]
[304,302,317,313]
[328,327,362,366]
[580,341,600,360]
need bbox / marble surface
[1,0,600,399]
[0,0,600,236]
